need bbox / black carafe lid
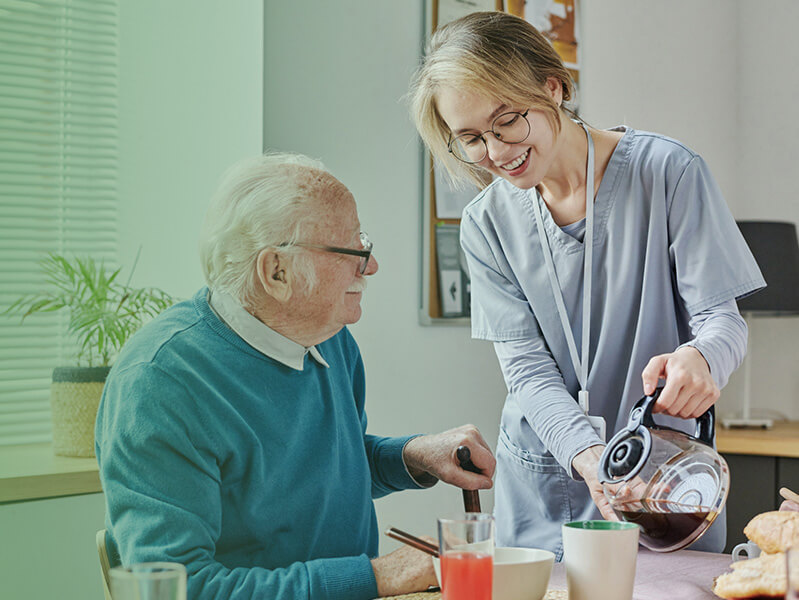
[598,387,716,484]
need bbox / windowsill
[0,442,102,503]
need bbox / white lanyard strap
[531,122,595,411]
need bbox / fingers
[644,348,719,419]
[404,425,497,491]
[641,354,668,396]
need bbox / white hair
[199,151,330,307]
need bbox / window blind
[0,0,119,445]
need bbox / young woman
[409,11,764,556]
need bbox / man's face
[292,175,378,341]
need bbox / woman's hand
[572,444,617,521]
[402,425,496,490]
[641,346,720,418]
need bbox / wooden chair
[96,529,113,600]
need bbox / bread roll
[744,511,799,554]
[712,552,785,599]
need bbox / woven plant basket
[50,366,111,457]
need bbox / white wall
[0,3,264,600]
[262,1,507,548]
[118,1,264,295]
[730,0,799,420]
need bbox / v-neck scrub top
[460,127,765,558]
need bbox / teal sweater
[95,289,423,600]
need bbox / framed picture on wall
[420,0,582,323]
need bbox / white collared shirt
[207,290,329,371]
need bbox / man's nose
[363,254,378,276]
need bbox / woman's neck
[536,119,623,227]
[536,118,591,225]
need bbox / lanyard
[531,121,595,414]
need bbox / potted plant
[5,253,175,457]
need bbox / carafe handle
[630,386,716,447]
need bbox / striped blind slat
[0,0,119,446]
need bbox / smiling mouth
[500,149,529,171]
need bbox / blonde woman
[409,11,764,557]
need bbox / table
[549,548,732,599]
[382,549,734,599]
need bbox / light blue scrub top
[460,128,765,558]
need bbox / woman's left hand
[641,346,720,419]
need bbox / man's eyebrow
[451,104,510,135]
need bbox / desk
[0,442,101,503]
[715,421,799,552]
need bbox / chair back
[96,529,113,600]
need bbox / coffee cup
[562,520,639,600]
[731,540,761,561]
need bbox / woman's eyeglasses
[447,110,531,164]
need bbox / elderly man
[95,152,495,600]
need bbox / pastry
[712,552,786,599]
[744,511,799,554]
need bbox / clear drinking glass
[109,562,187,600]
[437,513,495,600]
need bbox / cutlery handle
[780,486,799,505]
[456,446,482,513]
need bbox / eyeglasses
[447,109,531,164]
[290,231,373,274]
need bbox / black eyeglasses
[289,231,373,274]
[447,109,531,164]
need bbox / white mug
[731,540,761,561]
[562,520,639,600]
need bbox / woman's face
[435,82,561,190]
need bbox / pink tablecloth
[548,549,733,600]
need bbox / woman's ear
[256,249,292,302]
[545,76,564,106]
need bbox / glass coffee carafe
[598,387,729,552]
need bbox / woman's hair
[408,11,574,188]
[198,152,329,308]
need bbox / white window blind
[0,0,119,445]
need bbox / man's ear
[256,249,292,302]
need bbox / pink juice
[441,551,493,600]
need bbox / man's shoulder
[113,293,211,373]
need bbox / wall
[0,3,264,600]
[730,0,799,420]
[117,1,264,295]
[262,0,508,548]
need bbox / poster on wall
[507,0,581,112]
[436,0,498,29]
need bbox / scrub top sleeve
[494,338,604,478]
[667,155,765,315]
[461,212,537,341]
[677,299,748,389]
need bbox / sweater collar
[207,290,329,371]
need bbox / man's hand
[402,425,495,490]
[371,542,438,598]
[641,346,719,419]
[571,444,617,521]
